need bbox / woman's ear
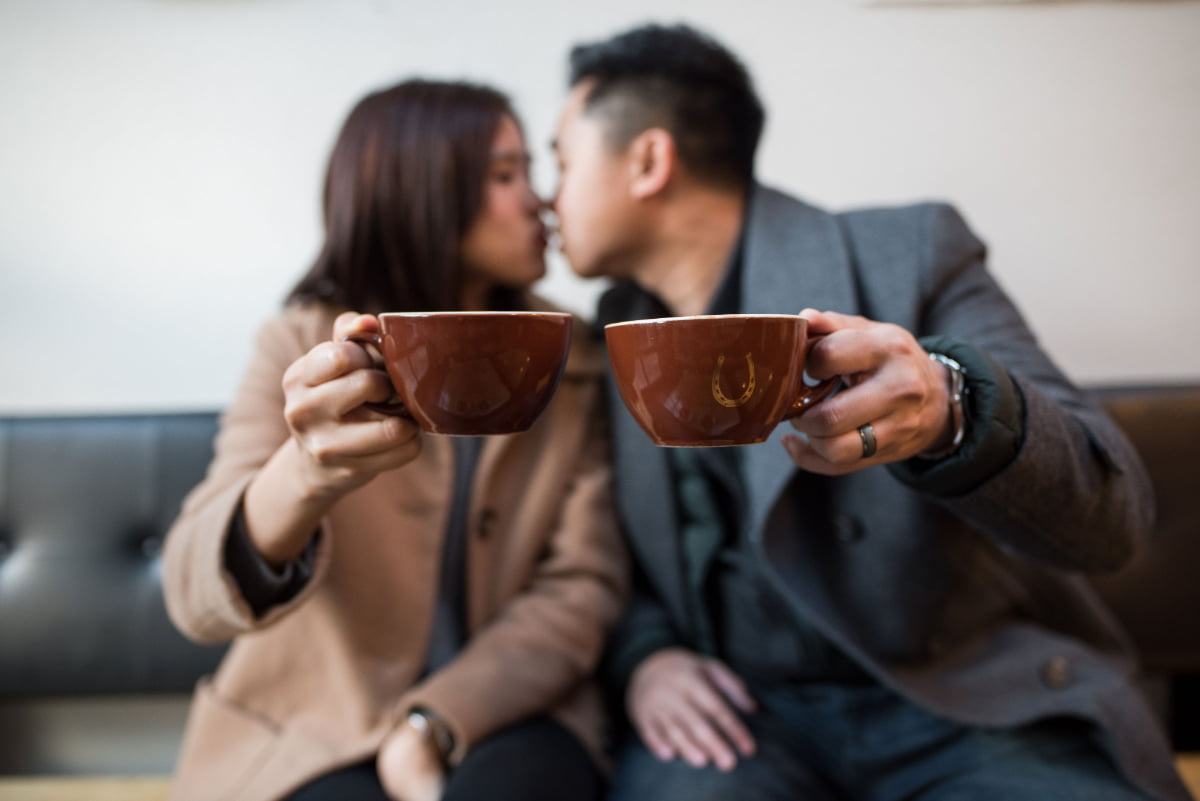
[627,128,676,199]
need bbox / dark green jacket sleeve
[889,336,1025,497]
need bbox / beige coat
[162,301,628,801]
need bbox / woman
[162,80,627,801]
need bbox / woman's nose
[525,185,545,212]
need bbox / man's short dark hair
[568,23,765,190]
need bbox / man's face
[552,83,642,280]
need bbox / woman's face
[459,115,547,307]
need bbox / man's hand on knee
[627,647,758,773]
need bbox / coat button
[1041,656,1073,690]
[477,508,498,540]
[833,514,865,544]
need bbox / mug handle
[783,334,840,420]
[341,330,413,419]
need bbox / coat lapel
[739,186,860,537]
[600,289,690,624]
[607,379,688,619]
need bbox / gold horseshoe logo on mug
[712,353,757,408]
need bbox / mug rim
[379,311,572,319]
[604,313,801,330]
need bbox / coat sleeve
[399,383,630,763]
[162,311,333,643]
[887,204,1154,573]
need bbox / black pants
[285,717,603,801]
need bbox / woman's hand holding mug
[283,311,424,500]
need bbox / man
[551,22,1192,801]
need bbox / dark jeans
[286,716,602,801]
[607,680,1156,801]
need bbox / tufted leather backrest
[1088,385,1200,674]
[0,413,226,696]
[0,391,1195,693]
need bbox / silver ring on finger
[858,423,877,459]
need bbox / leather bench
[1087,384,1200,751]
[0,385,1196,793]
[0,413,225,777]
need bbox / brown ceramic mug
[345,311,573,435]
[604,314,838,447]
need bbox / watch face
[917,351,968,460]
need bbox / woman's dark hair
[288,79,520,313]
[568,23,764,191]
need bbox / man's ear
[627,128,675,200]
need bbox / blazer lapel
[738,186,860,537]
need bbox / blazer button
[477,508,498,540]
[1041,656,1073,690]
[833,514,865,544]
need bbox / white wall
[2,0,1197,414]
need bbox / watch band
[406,707,456,764]
[918,351,967,460]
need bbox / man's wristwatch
[918,352,967,460]
[406,707,456,765]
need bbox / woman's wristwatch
[406,706,456,765]
[917,351,967,460]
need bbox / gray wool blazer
[603,185,1190,801]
